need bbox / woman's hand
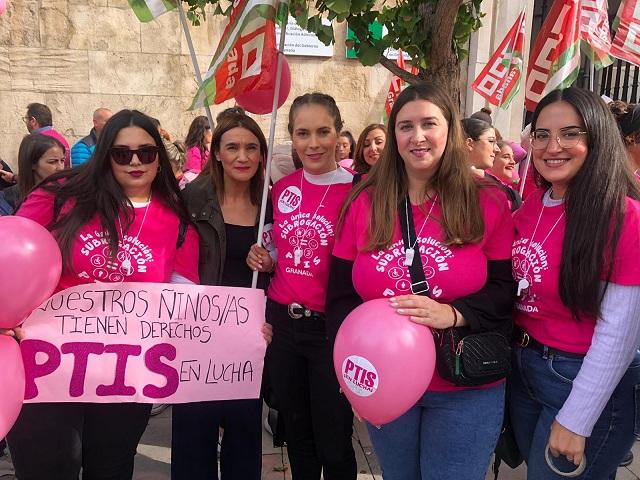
[247,244,274,273]
[0,327,24,341]
[261,322,273,345]
[0,170,16,184]
[390,295,459,329]
[548,420,586,467]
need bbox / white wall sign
[276,16,334,57]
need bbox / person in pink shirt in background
[184,115,213,174]
[337,130,355,169]
[610,100,640,178]
[2,109,199,480]
[489,140,518,188]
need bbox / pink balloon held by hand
[0,216,62,328]
[333,298,436,426]
[0,335,26,438]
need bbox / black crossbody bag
[398,198,511,387]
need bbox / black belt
[515,329,585,359]
[267,299,325,320]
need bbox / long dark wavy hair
[206,112,267,206]
[530,88,640,319]
[39,109,188,268]
[185,115,211,155]
[17,133,65,202]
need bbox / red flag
[524,0,581,112]
[385,51,407,118]
[610,0,640,68]
[191,0,281,108]
[471,10,526,109]
[579,0,613,69]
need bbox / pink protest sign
[20,282,266,403]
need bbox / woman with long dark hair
[0,133,65,215]
[3,109,199,479]
[327,83,515,479]
[510,87,640,479]
[184,115,213,174]
[172,112,274,480]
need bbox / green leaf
[316,25,335,45]
[325,0,351,15]
[357,43,382,66]
[293,7,309,29]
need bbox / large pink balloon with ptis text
[333,298,436,426]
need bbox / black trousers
[265,300,356,480]
[171,398,262,480]
[7,402,151,480]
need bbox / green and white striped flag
[129,0,177,22]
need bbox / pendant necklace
[404,195,438,267]
[517,195,564,296]
[294,168,338,266]
[117,194,152,276]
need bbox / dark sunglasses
[109,145,159,165]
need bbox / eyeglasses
[109,146,159,165]
[22,116,32,124]
[530,128,587,150]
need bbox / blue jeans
[366,384,505,480]
[508,346,640,479]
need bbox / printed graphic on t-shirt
[512,237,550,312]
[278,212,334,277]
[79,230,154,282]
[277,186,301,214]
[370,238,454,298]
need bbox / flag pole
[589,59,595,91]
[252,9,288,289]
[518,146,532,197]
[492,2,526,128]
[177,1,216,130]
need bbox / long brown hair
[353,123,387,174]
[340,82,484,250]
[207,113,267,206]
[17,133,65,202]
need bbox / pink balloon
[0,335,25,438]
[236,55,291,115]
[0,0,6,16]
[0,216,62,328]
[333,298,436,426]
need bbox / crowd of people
[0,83,639,480]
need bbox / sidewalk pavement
[1,405,639,479]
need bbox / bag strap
[398,197,430,297]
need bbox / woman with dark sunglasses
[2,109,200,480]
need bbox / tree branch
[430,0,464,68]
[378,56,420,84]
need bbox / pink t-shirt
[333,186,514,392]
[17,188,200,291]
[513,189,640,354]
[268,168,354,312]
[184,146,210,173]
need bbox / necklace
[293,168,338,266]
[117,194,152,276]
[517,194,564,296]
[404,195,438,267]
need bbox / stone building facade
[0,0,532,169]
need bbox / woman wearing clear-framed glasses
[509,87,640,479]
[1,109,200,480]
